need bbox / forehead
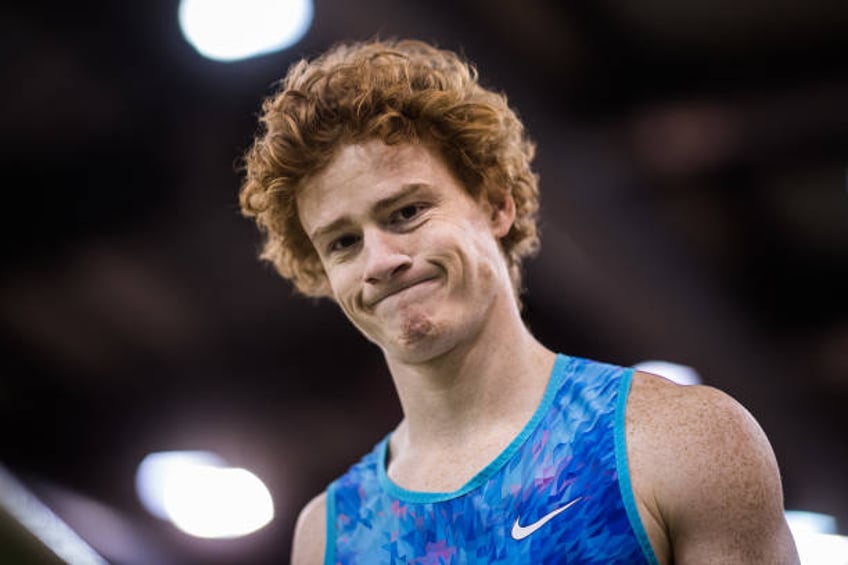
[296,140,464,235]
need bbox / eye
[390,203,429,225]
[328,233,360,254]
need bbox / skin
[290,139,799,564]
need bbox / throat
[384,340,558,492]
[386,427,517,493]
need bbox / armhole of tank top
[614,368,661,565]
[324,481,337,565]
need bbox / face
[296,139,516,364]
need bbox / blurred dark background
[2,0,847,562]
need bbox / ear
[488,190,516,239]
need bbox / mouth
[369,276,440,309]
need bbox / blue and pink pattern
[325,354,659,564]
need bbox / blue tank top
[324,354,659,564]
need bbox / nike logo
[510,497,582,541]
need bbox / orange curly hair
[239,38,541,298]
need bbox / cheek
[460,228,504,275]
[326,267,360,311]
[428,224,499,269]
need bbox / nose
[363,229,411,284]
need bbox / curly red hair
[240,39,540,298]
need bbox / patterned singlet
[324,354,660,564]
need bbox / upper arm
[291,492,327,565]
[627,372,799,565]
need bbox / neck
[384,300,556,453]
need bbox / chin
[380,315,455,364]
[399,310,437,343]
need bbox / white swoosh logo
[510,497,582,541]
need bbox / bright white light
[164,465,274,538]
[633,360,702,385]
[136,451,227,520]
[178,0,313,62]
[792,532,848,564]
[786,510,838,535]
[136,451,274,538]
[786,510,848,564]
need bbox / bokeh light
[136,451,274,539]
[178,0,313,61]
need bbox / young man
[240,39,799,564]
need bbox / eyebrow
[308,183,431,242]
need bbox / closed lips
[370,276,438,307]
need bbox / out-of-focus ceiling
[2,1,847,562]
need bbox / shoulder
[625,371,798,564]
[291,491,327,565]
[626,371,779,498]
[626,370,767,453]
[625,371,778,502]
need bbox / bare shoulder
[626,371,798,564]
[627,371,773,467]
[291,491,327,565]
